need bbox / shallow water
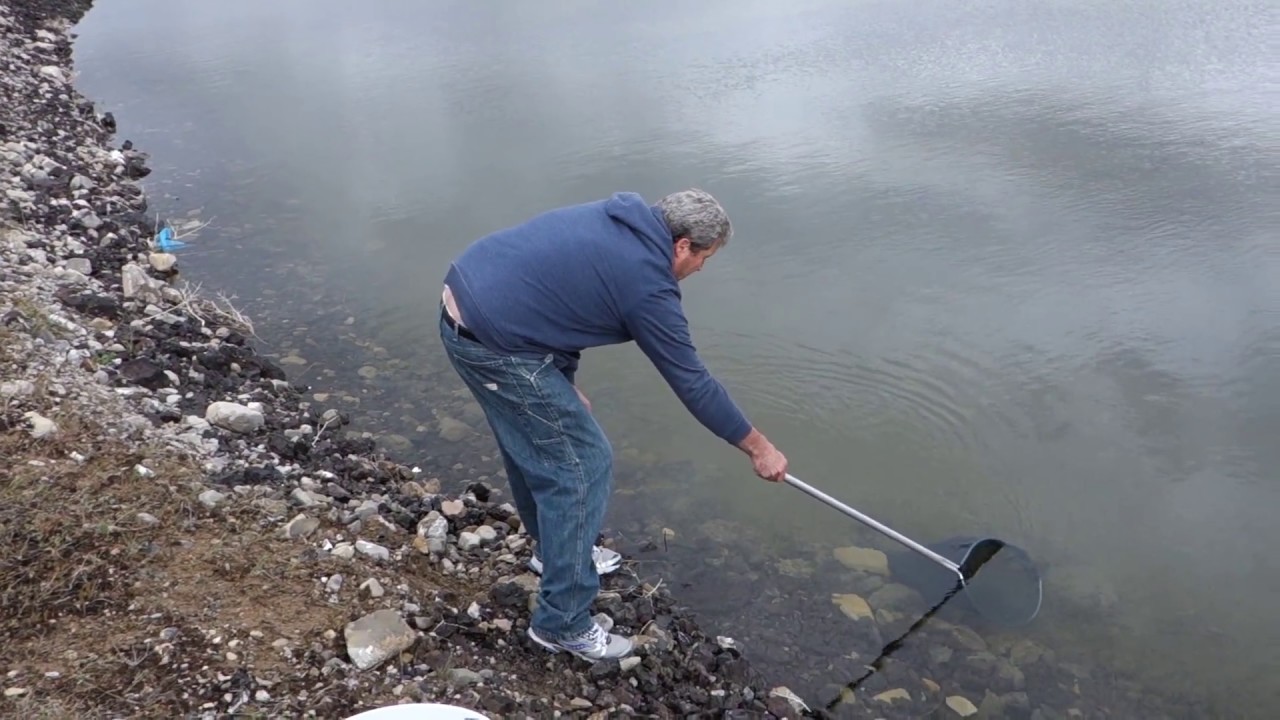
[72,0,1278,714]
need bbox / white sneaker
[527,620,634,661]
[528,545,622,576]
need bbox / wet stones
[946,694,979,716]
[833,545,891,575]
[437,414,471,442]
[831,592,874,622]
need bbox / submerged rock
[833,545,890,575]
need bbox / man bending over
[438,188,789,661]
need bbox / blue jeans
[438,309,613,640]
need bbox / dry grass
[0,353,457,718]
[0,424,191,634]
[0,399,202,717]
[0,330,346,716]
[0,320,514,718]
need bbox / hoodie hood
[605,192,673,260]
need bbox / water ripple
[705,329,1009,453]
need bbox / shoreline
[0,1,1235,719]
[0,1,814,717]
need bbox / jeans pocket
[449,345,506,369]
[440,325,505,370]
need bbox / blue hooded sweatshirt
[442,192,753,446]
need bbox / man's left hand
[574,385,591,412]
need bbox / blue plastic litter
[155,225,187,251]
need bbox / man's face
[673,237,721,281]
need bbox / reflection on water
[71,0,1278,714]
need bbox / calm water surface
[72,0,1278,713]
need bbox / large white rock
[148,252,177,272]
[38,65,68,83]
[344,610,417,671]
[205,401,264,434]
[121,262,160,300]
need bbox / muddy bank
[0,1,815,717]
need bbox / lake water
[71,0,1278,715]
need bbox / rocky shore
[0,1,1229,719]
[0,1,825,718]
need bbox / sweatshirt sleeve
[623,288,753,445]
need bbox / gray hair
[655,188,732,252]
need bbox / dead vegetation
[0,343,481,718]
[0,417,190,634]
[0,330,310,717]
[0,374,207,717]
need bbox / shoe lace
[567,622,607,649]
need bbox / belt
[441,304,480,343]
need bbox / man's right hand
[752,444,789,482]
[736,427,789,482]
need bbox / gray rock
[1,380,35,398]
[868,583,924,614]
[64,257,91,275]
[326,574,344,593]
[121,263,159,300]
[205,401,264,434]
[437,416,471,442]
[355,539,390,562]
[282,514,320,539]
[344,609,417,670]
[290,488,318,507]
[198,490,227,508]
[417,513,448,540]
[1008,639,1047,666]
[458,531,482,550]
[446,668,483,687]
[38,65,67,83]
[948,623,988,652]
